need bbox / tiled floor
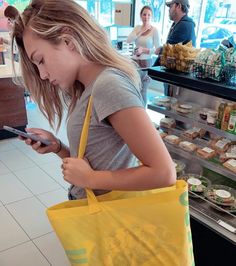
[0,83,163,266]
[0,102,71,266]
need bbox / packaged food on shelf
[179,173,211,194]
[210,138,231,154]
[175,103,193,114]
[157,130,167,139]
[224,62,236,86]
[164,134,181,145]
[196,147,216,159]
[152,96,177,109]
[198,108,211,121]
[219,151,236,163]
[221,103,234,131]
[179,141,197,153]
[216,101,227,129]
[160,117,176,129]
[207,110,218,126]
[182,127,206,139]
[223,159,236,173]
[227,110,236,134]
[173,159,186,177]
[205,185,236,207]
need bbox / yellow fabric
[46,96,194,266]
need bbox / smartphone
[3,126,51,146]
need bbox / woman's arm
[62,107,176,190]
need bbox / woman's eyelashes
[38,58,44,65]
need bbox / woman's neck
[78,63,106,89]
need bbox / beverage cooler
[148,67,236,266]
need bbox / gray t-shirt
[67,68,144,199]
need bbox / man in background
[154,0,196,63]
[154,0,196,96]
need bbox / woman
[0,5,19,61]
[127,5,161,104]
[12,0,175,200]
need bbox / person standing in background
[0,5,19,61]
[127,5,161,105]
[155,0,196,60]
[154,0,196,96]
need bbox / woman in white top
[127,5,160,68]
[127,6,160,104]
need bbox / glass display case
[148,66,236,265]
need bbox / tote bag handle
[77,96,100,209]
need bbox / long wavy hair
[12,0,140,130]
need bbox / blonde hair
[12,0,140,130]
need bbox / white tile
[0,241,50,266]
[6,197,53,239]
[23,148,61,165]
[0,139,16,152]
[0,206,29,251]
[0,161,10,175]
[34,232,71,266]
[10,138,33,150]
[14,166,61,195]
[39,161,69,189]
[37,188,68,208]
[0,173,33,204]
[0,150,35,171]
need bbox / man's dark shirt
[167,15,196,46]
[153,14,196,66]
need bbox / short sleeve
[92,69,144,122]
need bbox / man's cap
[166,0,190,8]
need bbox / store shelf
[164,141,236,182]
[148,104,236,141]
[189,198,236,244]
[148,67,236,102]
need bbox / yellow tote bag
[47,97,194,266]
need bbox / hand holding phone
[3,126,51,146]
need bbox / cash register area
[0,76,162,265]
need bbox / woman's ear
[64,38,75,50]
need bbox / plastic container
[152,96,177,109]
[173,159,186,177]
[204,184,236,207]
[179,174,211,196]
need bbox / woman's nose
[39,68,49,80]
